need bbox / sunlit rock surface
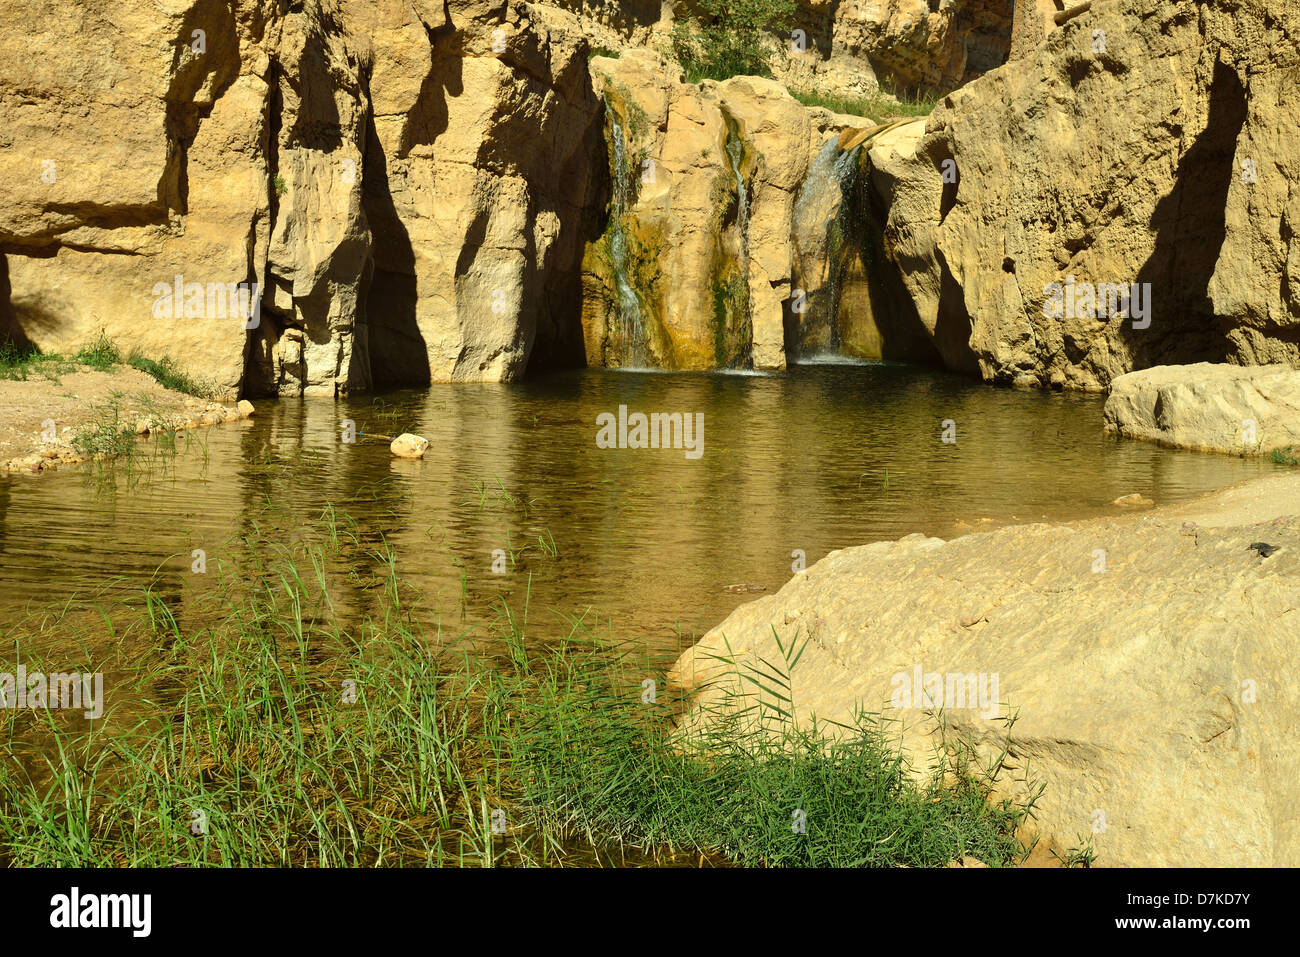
[1104,363,1300,455]
[862,0,1300,390]
[672,474,1300,867]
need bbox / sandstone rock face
[356,0,604,387]
[671,476,1300,866]
[583,52,812,371]
[865,0,1300,391]
[781,0,1015,95]
[0,0,605,395]
[862,117,975,371]
[0,0,274,399]
[760,0,1016,101]
[1104,363,1300,455]
[584,50,959,372]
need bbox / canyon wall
[0,0,607,396]
[867,0,1300,390]
[5,0,1295,395]
[0,0,1007,394]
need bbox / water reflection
[0,364,1279,666]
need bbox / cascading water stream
[723,113,753,368]
[827,143,865,354]
[791,137,866,360]
[605,105,649,368]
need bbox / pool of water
[0,362,1280,666]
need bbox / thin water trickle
[722,112,753,370]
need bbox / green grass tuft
[71,333,122,371]
[127,354,213,399]
[788,87,941,122]
[0,340,47,380]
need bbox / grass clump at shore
[0,508,1039,868]
[1271,446,1300,465]
[0,340,65,380]
[0,333,214,398]
[126,354,213,399]
[73,333,123,371]
[69,402,137,460]
[788,87,941,122]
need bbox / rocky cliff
[0,0,612,396]
[0,0,1009,395]
[866,0,1300,390]
[5,0,1295,395]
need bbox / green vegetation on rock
[1,333,216,398]
[670,0,797,82]
[789,87,940,122]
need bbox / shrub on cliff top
[671,0,798,82]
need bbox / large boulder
[1104,363,1300,455]
[671,475,1300,866]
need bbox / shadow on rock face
[1127,58,1247,370]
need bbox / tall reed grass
[0,507,1038,867]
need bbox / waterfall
[826,143,865,354]
[605,104,649,368]
[724,120,751,270]
[722,112,753,368]
[792,137,865,358]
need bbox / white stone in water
[391,433,429,459]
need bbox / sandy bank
[0,366,253,474]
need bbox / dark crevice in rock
[242,60,285,398]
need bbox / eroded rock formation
[583,52,814,370]
[1,0,1015,396]
[5,0,1295,395]
[865,0,1300,390]
[783,0,1015,95]
[0,0,606,396]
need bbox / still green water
[0,361,1279,664]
